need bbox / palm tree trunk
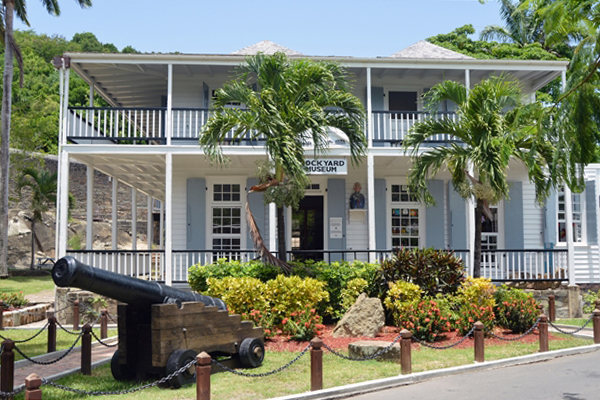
[276,205,286,262]
[473,198,484,278]
[0,0,15,277]
[30,218,35,270]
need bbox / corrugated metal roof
[390,41,474,60]
[231,40,304,56]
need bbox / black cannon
[52,256,265,386]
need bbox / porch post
[165,153,173,286]
[112,179,118,250]
[269,203,276,253]
[62,67,70,146]
[159,200,164,250]
[57,150,70,259]
[166,64,173,146]
[86,167,94,250]
[147,196,153,250]
[132,188,137,251]
[465,69,471,97]
[466,71,474,277]
[367,154,376,262]
[366,67,373,148]
[564,186,576,285]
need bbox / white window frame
[386,178,425,250]
[205,176,247,252]
[286,177,328,252]
[557,186,586,245]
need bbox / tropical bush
[456,277,496,308]
[1,292,28,309]
[280,305,326,341]
[583,289,600,314]
[393,298,454,342]
[383,280,423,323]
[494,285,540,333]
[265,275,329,318]
[455,302,495,335]
[188,259,279,292]
[204,277,268,315]
[374,248,465,299]
[340,278,369,312]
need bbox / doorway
[291,196,324,261]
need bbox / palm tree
[1,0,92,277]
[403,76,556,278]
[201,52,366,271]
[18,167,57,269]
[480,0,548,46]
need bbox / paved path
[345,347,600,400]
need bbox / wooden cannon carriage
[52,256,264,387]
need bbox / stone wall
[528,285,582,318]
[55,287,119,325]
[2,304,52,327]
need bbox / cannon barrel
[52,256,226,310]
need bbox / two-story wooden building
[53,40,600,287]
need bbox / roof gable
[390,41,473,60]
[231,40,304,56]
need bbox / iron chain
[0,322,49,343]
[548,315,594,335]
[322,333,403,361]
[90,330,118,347]
[412,324,477,350]
[0,385,25,397]
[106,311,118,324]
[486,317,541,342]
[13,331,83,365]
[43,358,198,395]
[212,344,311,377]
[56,320,81,335]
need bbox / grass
[10,334,593,400]
[555,317,593,327]
[0,275,54,297]
[0,328,118,362]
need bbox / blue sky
[15,0,504,57]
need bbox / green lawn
[11,334,592,400]
[555,318,594,327]
[0,275,54,297]
[0,328,118,362]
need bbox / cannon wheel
[239,337,265,368]
[111,350,135,381]
[166,349,197,388]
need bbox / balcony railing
[66,107,459,146]
[65,248,567,284]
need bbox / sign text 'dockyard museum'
[305,158,347,175]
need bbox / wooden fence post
[538,314,549,352]
[47,315,56,353]
[474,321,485,363]
[73,300,80,331]
[548,295,556,322]
[1,339,15,397]
[24,373,42,400]
[195,352,211,400]
[0,300,4,330]
[100,309,108,340]
[81,324,92,375]
[400,329,412,375]
[593,308,600,344]
[310,337,323,391]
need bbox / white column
[147,196,153,250]
[112,179,118,250]
[165,153,173,286]
[465,71,474,276]
[131,188,137,251]
[366,67,373,149]
[565,186,575,285]
[465,69,471,97]
[166,64,173,146]
[89,84,94,107]
[367,154,376,262]
[269,203,276,252]
[86,167,94,250]
[61,68,70,146]
[57,151,70,258]
[159,200,164,250]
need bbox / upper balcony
[65,106,460,147]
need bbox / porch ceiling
[70,153,166,200]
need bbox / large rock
[348,340,400,363]
[333,293,385,338]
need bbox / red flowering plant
[394,298,453,342]
[493,285,540,333]
[241,308,280,338]
[280,305,326,341]
[455,303,495,336]
[1,291,28,310]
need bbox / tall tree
[404,76,557,278]
[480,0,548,46]
[201,52,366,271]
[0,0,92,276]
[18,167,56,269]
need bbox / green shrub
[1,292,28,309]
[266,275,329,318]
[583,289,600,314]
[383,280,423,323]
[456,277,496,308]
[280,306,326,341]
[453,277,496,335]
[494,285,540,333]
[393,298,453,342]
[204,277,268,315]
[374,248,465,299]
[340,278,369,312]
[188,259,279,292]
